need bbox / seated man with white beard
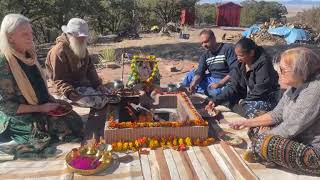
[46,18,109,139]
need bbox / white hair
[281,47,320,82]
[0,14,31,53]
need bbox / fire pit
[104,92,208,144]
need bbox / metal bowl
[113,80,124,90]
[65,147,113,176]
[167,83,178,92]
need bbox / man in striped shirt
[182,29,238,98]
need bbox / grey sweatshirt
[267,77,320,151]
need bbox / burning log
[125,103,165,122]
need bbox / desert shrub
[99,48,116,63]
[296,7,320,30]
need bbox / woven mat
[0,111,319,179]
[0,142,256,180]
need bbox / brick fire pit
[104,92,208,144]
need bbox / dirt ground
[89,27,240,86]
[87,26,320,87]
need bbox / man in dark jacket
[182,29,238,97]
[206,38,280,118]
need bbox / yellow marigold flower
[117,141,123,151]
[129,142,134,149]
[154,139,159,148]
[134,140,140,148]
[185,137,192,146]
[178,138,184,145]
[173,138,178,146]
[123,142,129,151]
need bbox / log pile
[251,29,286,45]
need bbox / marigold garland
[130,55,158,85]
[111,136,215,152]
[108,119,208,129]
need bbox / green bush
[0,0,199,43]
[195,3,216,25]
[240,0,287,27]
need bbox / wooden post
[121,53,125,81]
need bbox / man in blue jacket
[182,29,238,97]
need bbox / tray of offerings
[65,145,113,176]
[117,88,140,97]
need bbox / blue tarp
[242,25,309,44]
[268,27,309,44]
[242,25,260,38]
[267,26,292,36]
[285,28,309,44]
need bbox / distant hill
[283,0,320,5]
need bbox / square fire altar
[104,92,208,144]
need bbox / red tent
[216,2,242,27]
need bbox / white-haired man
[46,18,108,139]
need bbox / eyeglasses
[279,67,293,75]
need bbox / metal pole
[121,51,125,82]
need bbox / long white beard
[69,38,87,59]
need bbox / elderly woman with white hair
[229,47,320,175]
[0,14,83,158]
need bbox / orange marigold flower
[112,142,117,151]
[207,137,215,144]
[194,138,201,146]
[108,120,117,128]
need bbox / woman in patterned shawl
[0,14,83,158]
[229,47,320,175]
